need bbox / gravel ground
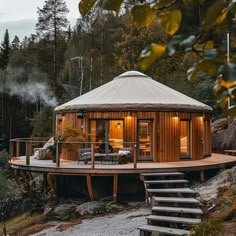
[31,205,150,236]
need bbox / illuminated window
[90,120,123,152]
[138,120,152,160]
[180,120,191,158]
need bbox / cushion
[118,150,130,155]
[81,152,91,159]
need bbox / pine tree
[0,29,10,70]
[36,0,69,92]
[11,35,21,49]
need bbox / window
[138,119,152,160]
[180,120,191,158]
[90,119,123,153]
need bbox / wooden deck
[10,153,236,175]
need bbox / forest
[0,0,228,147]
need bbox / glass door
[90,119,123,153]
[138,119,153,161]
[180,120,191,159]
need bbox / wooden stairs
[139,172,202,236]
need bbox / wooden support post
[133,143,137,169]
[16,139,20,157]
[86,175,94,200]
[113,174,118,202]
[9,140,14,162]
[200,170,205,182]
[56,140,60,168]
[29,140,32,156]
[47,173,57,200]
[91,143,95,170]
[26,141,30,165]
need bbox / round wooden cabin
[54,71,212,162]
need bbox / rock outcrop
[212,118,236,152]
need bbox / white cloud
[0,19,37,41]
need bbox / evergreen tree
[11,35,20,49]
[36,0,69,92]
[67,24,72,42]
[0,29,10,70]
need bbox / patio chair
[78,148,91,164]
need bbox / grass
[0,212,48,236]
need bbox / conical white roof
[55,71,212,113]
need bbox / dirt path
[30,206,150,236]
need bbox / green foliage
[131,4,156,27]
[0,149,10,171]
[79,0,236,115]
[192,218,224,236]
[31,108,53,138]
[140,43,166,71]
[36,0,69,36]
[11,35,21,49]
[0,172,19,200]
[98,0,123,13]
[92,201,115,215]
[0,29,10,70]
[79,0,97,17]
[30,178,51,212]
[160,9,182,36]
[0,150,11,178]
[219,196,233,211]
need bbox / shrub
[192,217,224,236]
[0,149,10,176]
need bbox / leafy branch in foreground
[79,0,236,115]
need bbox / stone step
[147,215,201,225]
[139,224,191,236]
[144,179,188,184]
[147,188,195,194]
[153,197,199,204]
[141,172,184,177]
[152,206,203,215]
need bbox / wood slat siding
[55,111,211,162]
[159,112,179,162]
[191,114,204,160]
[203,119,211,156]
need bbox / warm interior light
[116,122,121,128]
[127,112,132,119]
[175,112,179,117]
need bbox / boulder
[212,118,236,152]
[53,203,76,219]
[75,201,105,215]
[193,167,234,210]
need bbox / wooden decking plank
[152,206,203,214]
[139,224,190,236]
[153,197,199,204]
[141,172,184,177]
[147,215,201,224]
[147,188,195,194]
[144,179,188,184]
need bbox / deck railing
[9,138,138,169]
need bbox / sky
[0,0,81,42]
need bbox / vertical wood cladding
[55,111,211,162]
[159,112,180,162]
[191,114,204,160]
